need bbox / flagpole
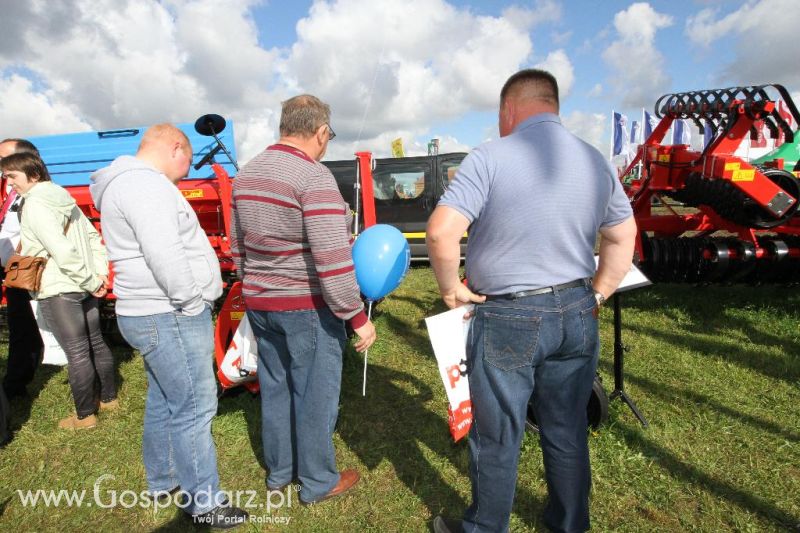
[637,107,645,179]
[641,108,645,143]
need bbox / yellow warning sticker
[182,189,204,199]
[731,169,755,182]
[724,162,741,171]
[229,311,245,321]
[657,154,670,162]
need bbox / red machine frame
[621,84,800,283]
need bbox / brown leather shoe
[58,414,97,430]
[99,399,119,412]
[313,469,360,503]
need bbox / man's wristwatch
[594,291,606,307]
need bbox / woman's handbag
[3,252,48,292]
[3,218,71,292]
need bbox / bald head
[138,124,191,154]
[0,138,40,158]
[136,124,193,183]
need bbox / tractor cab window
[373,169,426,201]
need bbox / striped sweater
[230,144,367,328]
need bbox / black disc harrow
[666,168,800,229]
[641,235,800,283]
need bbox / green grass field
[0,267,798,532]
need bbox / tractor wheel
[525,374,609,434]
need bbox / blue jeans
[117,307,224,515]
[463,283,599,533]
[246,307,347,503]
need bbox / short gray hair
[279,94,331,138]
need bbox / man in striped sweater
[231,94,376,504]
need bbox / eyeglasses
[327,125,336,141]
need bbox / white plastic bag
[219,315,258,386]
[425,304,474,441]
[28,300,68,366]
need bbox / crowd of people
[0,68,635,532]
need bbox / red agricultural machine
[622,84,800,282]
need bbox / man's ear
[316,124,328,145]
[502,101,515,127]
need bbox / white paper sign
[594,256,652,292]
[425,304,474,441]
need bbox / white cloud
[501,0,562,31]
[534,49,574,97]
[284,0,534,142]
[0,0,548,164]
[587,83,603,98]
[0,75,92,137]
[170,0,277,106]
[550,29,572,46]
[562,111,607,153]
[685,0,800,89]
[602,2,673,108]
[234,110,279,163]
[0,0,284,163]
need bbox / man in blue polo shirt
[427,69,636,533]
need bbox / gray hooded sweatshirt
[90,155,222,317]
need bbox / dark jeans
[38,293,116,418]
[464,282,599,533]
[247,307,347,503]
[3,287,43,396]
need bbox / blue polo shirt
[438,113,632,295]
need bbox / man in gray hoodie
[90,124,247,528]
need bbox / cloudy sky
[0,0,798,164]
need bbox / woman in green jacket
[1,152,117,430]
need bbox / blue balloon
[352,224,411,300]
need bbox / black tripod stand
[609,294,648,427]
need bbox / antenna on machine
[194,114,239,171]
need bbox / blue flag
[672,119,691,145]
[644,111,658,140]
[630,121,640,144]
[672,119,683,145]
[612,111,629,156]
[703,121,714,149]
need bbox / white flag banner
[29,300,67,366]
[425,304,474,441]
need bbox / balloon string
[362,300,373,397]
[356,40,385,144]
